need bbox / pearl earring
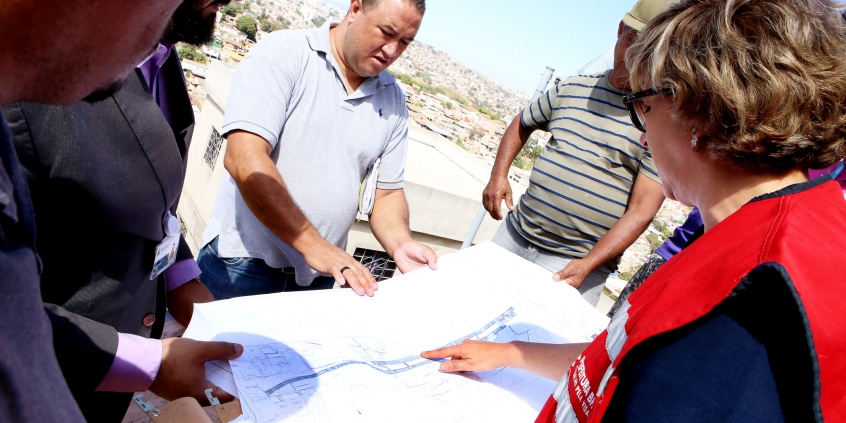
[691,128,699,150]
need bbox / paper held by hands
[183,242,610,423]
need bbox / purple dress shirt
[136,42,202,291]
[97,44,201,392]
[95,333,163,392]
[809,163,846,194]
[137,43,175,126]
[655,208,703,261]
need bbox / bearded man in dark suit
[1,1,243,421]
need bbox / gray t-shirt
[204,22,409,286]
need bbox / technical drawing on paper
[230,306,562,423]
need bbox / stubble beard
[168,1,222,46]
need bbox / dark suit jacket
[1,49,195,422]
[0,114,86,423]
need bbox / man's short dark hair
[362,0,425,15]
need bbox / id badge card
[150,233,180,280]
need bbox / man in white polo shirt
[199,0,436,299]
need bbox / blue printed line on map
[262,307,518,396]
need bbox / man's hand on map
[553,259,590,289]
[302,239,379,296]
[392,240,438,273]
[150,338,244,405]
[421,340,516,373]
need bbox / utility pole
[531,66,555,103]
[461,66,556,250]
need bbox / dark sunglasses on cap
[622,88,673,132]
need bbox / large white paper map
[183,242,610,422]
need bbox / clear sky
[325,0,639,95]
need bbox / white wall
[178,61,235,255]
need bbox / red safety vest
[535,179,846,423]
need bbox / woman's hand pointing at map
[422,340,516,373]
[423,340,591,382]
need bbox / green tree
[276,16,290,28]
[651,219,673,239]
[399,74,414,86]
[312,16,327,27]
[221,3,241,17]
[236,16,258,41]
[176,44,193,59]
[646,233,664,253]
[618,269,635,281]
[478,107,500,121]
[389,71,472,107]
[532,145,543,160]
[445,90,468,106]
[176,44,207,64]
[522,137,537,156]
[261,20,284,32]
[521,137,543,162]
[512,156,526,169]
[456,138,469,151]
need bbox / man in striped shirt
[482,0,672,306]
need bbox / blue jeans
[197,237,336,300]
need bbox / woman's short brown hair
[627,0,846,173]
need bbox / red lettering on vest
[566,331,612,422]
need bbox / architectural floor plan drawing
[183,242,611,423]
[230,305,565,423]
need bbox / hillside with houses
[180,0,543,173]
[176,0,693,293]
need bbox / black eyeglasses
[622,88,672,132]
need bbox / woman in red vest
[423,0,846,421]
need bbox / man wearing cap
[482,0,674,306]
